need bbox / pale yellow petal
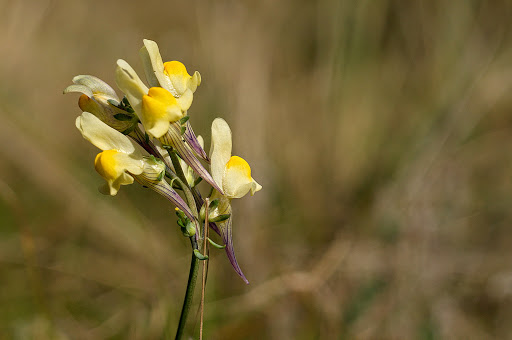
[210,118,232,189]
[175,90,193,112]
[115,59,149,115]
[250,180,262,195]
[222,156,260,199]
[140,39,164,88]
[72,75,119,100]
[76,112,142,157]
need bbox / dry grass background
[1,0,512,339]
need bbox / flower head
[76,112,144,195]
[208,118,261,284]
[140,39,201,111]
[210,118,262,199]
[115,59,184,139]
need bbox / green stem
[168,149,188,188]
[175,247,200,340]
[168,150,201,238]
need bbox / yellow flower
[210,118,261,199]
[207,118,261,284]
[140,39,201,111]
[76,112,144,195]
[115,59,184,138]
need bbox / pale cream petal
[250,180,262,195]
[63,84,93,98]
[175,90,193,112]
[76,112,142,157]
[140,39,163,88]
[141,40,178,95]
[222,156,258,198]
[115,59,149,116]
[105,172,136,196]
[190,71,201,92]
[72,75,119,100]
[210,118,232,189]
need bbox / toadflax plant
[65,39,261,339]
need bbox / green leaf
[207,237,226,249]
[193,249,209,260]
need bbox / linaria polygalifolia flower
[67,39,261,284]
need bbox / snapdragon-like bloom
[140,39,201,112]
[209,118,261,283]
[76,112,144,195]
[210,118,261,200]
[76,112,195,221]
[138,39,208,162]
[115,59,184,139]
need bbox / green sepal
[193,249,209,260]
[157,171,165,181]
[175,208,187,221]
[208,199,219,210]
[107,99,120,107]
[113,113,134,121]
[181,226,192,237]
[179,116,190,125]
[211,214,230,223]
[180,125,186,135]
[177,219,186,228]
[121,97,135,113]
[207,237,226,249]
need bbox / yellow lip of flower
[225,156,252,180]
[223,156,262,198]
[94,150,121,181]
[163,61,192,97]
[141,87,184,138]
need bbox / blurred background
[1,0,512,339]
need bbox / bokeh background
[2,0,512,339]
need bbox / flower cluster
[65,39,261,283]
